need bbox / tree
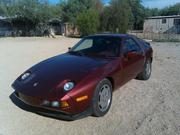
[77,9,100,36]
[159,3,180,16]
[146,8,160,17]
[92,0,104,13]
[0,0,17,16]
[0,0,61,36]
[60,0,103,23]
[128,0,146,30]
[99,6,112,32]
[0,4,5,16]
[101,0,133,33]
[146,3,180,17]
[60,0,103,35]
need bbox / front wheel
[92,78,112,117]
[137,59,152,80]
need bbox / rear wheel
[137,59,152,80]
[92,78,112,117]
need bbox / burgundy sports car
[12,34,153,120]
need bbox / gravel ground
[0,37,180,135]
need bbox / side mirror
[68,47,71,51]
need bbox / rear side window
[123,38,141,53]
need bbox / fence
[129,31,180,42]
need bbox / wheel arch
[106,77,115,91]
[150,57,153,63]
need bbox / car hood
[12,53,108,97]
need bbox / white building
[144,15,180,34]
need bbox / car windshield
[69,36,121,57]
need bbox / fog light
[51,101,60,108]
[61,101,69,108]
[42,100,50,106]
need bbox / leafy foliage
[100,0,133,33]
[0,0,61,36]
[60,0,103,24]
[128,0,146,30]
[159,3,180,16]
[0,0,180,36]
[146,3,180,16]
[146,8,160,17]
[77,9,100,36]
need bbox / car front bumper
[12,92,91,121]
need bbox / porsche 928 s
[12,34,153,120]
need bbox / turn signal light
[76,95,88,102]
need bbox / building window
[174,19,180,25]
[162,18,166,24]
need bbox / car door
[121,37,145,83]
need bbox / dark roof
[147,15,180,19]
[86,34,133,38]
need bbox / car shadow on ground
[9,93,91,121]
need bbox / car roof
[86,34,135,38]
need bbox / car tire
[137,59,152,80]
[92,78,112,117]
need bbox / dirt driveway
[0,37,180,135]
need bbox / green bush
[77,9,100,36]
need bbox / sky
[49,0,180,9]
[142,0,180,9]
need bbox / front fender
[66,59,119,113]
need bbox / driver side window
[123,38,140,53]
